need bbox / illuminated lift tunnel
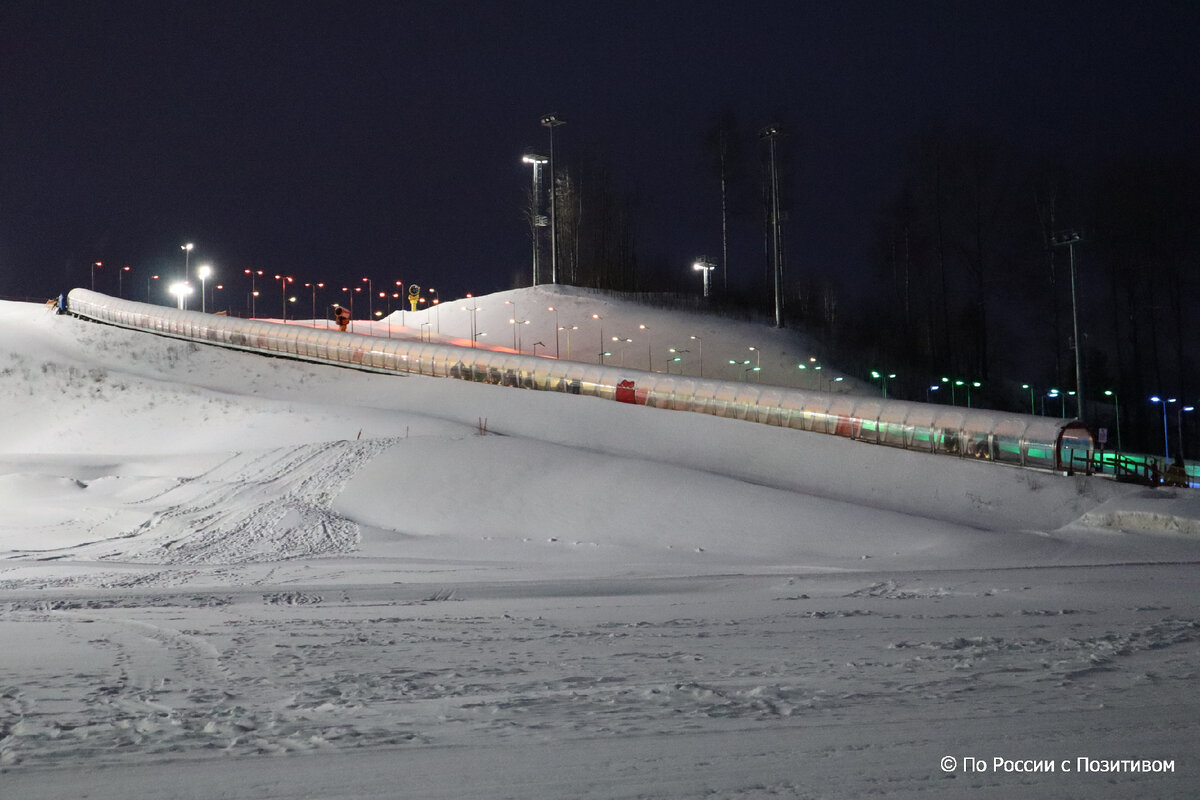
[66,289,1094,474]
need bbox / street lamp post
[362,277,373,320]
[197,265,212,312]
[275,275,294,321]
[559,324,578,359]
[1178,404,1194,463]
[1103,389,1122,452]
[941,377,957,406]
[592,313,604,364]
[90,261,102,291]
[118,265,131,298]
[690,335,704,377]
[966,380,981,408]
[801,357,820,390]
[540,114,565,284]
[548,306,560,358]
[870,371,897,399]
[461,301,480,348]
[180,243,194,305]
[1150,396,1175,464]
[341,287,356,332]
[611,336,632,366]
[667,348,688,375]
[1022,384,1036,415]
[639,324,651,371]
[509,318,530,352]
[305,282,325,326]
[1051,231,1084,419]
[522,154,548,285]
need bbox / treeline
[528,120,1198,455]
[853,128,1198,455]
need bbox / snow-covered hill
[2,292,1198,799]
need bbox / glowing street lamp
[509,318,530,352]
[592,314,605,364]
[690,335,704,377]
[180,243,194,300]
[667,348,688,374]
[1045,389,1060,417]
[118,265,132,298]
[1150,396,1175,464]
[1021,383,1036,415]
[940,377,959,406]
[548,306,561,358]
[90,261,102,291]
[610,336,632,366]
[965,380,982,409]
[1103,389,1122,452]
[168,281,192,310]
[799,358,822,391]
[196,265,212,312]
[461,301,481,347]
[275,275,294,321]
[1180,405,1195,463]
[870,370,897,399]
[305,282,325,326]
[693,258,716,297]
[341,286,357,331]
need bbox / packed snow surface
[1,289,1198,799]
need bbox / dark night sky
[1,0,1196,306]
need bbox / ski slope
[2,291,1199,799]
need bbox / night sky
[1,1,1195,307]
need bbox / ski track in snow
[6,438,397,569]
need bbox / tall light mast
[540,114,566,284]
[760,126,784,328]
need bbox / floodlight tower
[522,154,548,285]
[540,114,565,284]
[760,125,785,329]
[1051,231,1084,419]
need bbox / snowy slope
[1,294,1198,799]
